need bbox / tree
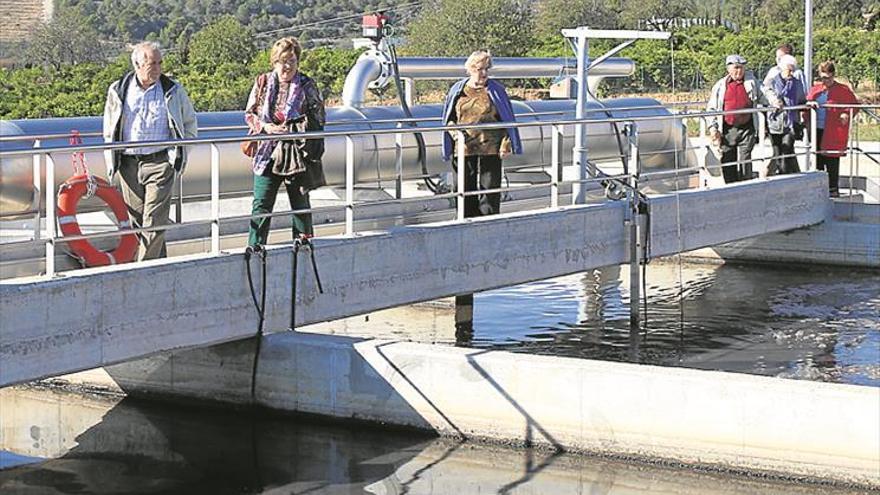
[187,15,256,72]
[23,8,111,70]
[534,0,619,38]
[403,0,535,57]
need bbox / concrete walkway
[0,173,828,387]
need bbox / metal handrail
[0,104,826,157]
[7,102,876,278]
[0,100,712,144]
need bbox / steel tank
[0,56,686,219]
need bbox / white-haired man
[103,42,197,260]
[706,54,767,183]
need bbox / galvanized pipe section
[341,53,635,107]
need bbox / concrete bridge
[0,172,828,387]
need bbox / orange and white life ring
[56,175,138,267]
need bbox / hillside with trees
[0,0,876,119]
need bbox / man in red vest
[706,55,768,183]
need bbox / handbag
[241,74,269,158]
[241,136,258,157]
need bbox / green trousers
[248,171,312,247]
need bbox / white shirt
[122,80,171,155]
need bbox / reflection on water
[0,387,865,494]
[470,263,880,386]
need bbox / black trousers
[454,155,502,218]
[768,132,800,176]
[815,128,840,196]
[720,123,756,184]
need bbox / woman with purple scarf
[244,37,326,247]
[441,50,522,217]
[764,54,806,175]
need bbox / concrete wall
[102,332,880,488]
[0,173,828,387]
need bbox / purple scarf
[253,72,306,174]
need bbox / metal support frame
[394,125,404,199]
[624,122,642,328]
[561,27,670,205]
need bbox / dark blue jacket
[440,78,523,161]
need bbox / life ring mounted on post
[56,174,139,267]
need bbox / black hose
[289,236,324,332]
[244,244,267,402]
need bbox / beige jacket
[103,72,198,177]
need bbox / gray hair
[131,41,161,68]
[464,50,492,71]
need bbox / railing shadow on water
[0,102,876,279]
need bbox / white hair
[778,54,798,71]
[131,41,161,68]
[464,50,492,71]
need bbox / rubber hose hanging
[289,236,324,332]
[388,43,439,193]
[244,244,268,402]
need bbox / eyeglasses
[276,58,298,68]
[819,74,834,80]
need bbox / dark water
[0,387,869,494]
[460,262,880,386]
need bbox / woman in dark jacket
[764,54,806,175]
[244,36,326,246]
[441,50,522,217]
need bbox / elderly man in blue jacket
[441,50,522,217]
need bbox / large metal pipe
[0,97,686,220]
[341,53,635,107]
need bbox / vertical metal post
[804,0,813,91]
[550,124,562,208]
[45,153,56,277]
[210,144,220,255]
[32,140,42,242]
[345,135,355,235]
[847,107,855,195]
[572,35,590,205]
[625,123,641,329]
[456,130,466,221]
[394,124,403,199]
[175,173,184,223]
[403,78,415,108]
[809,106,818,172]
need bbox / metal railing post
[394,124,403,199]
[32,140,42,242]
[847,107,855,195]
[550,124,562,208]
[624,122,642,329]
[809,106,818,171]
[456,130,466,220]
[45,153,56,277]
[175,173,184,223]
[345,135,355,234]
[210,144,220,255]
